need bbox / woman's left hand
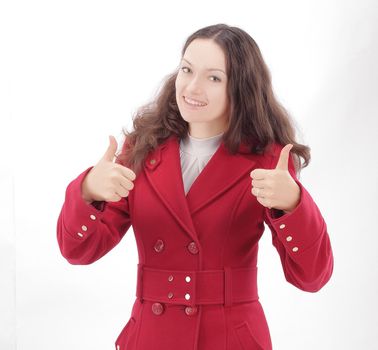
[250,144,301,213]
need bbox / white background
[1,0,377,349]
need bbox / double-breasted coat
[57,134,334,350]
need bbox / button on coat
[152,302,164,315]
[154,239,164,253]
[187,241,199,254]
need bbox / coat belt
[136,264,259,307]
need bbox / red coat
[57,135,333,350]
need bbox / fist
[81,135,136,203]
[250,144,300,212]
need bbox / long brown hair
[116,23,310,176]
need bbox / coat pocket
[115,317,136,350]
[234,321,264,350]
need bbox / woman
[57,23,333,350]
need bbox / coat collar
[143,135,262,241]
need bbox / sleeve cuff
[265,180,325,255]
[62,166,107,240]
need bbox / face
[175,39,230,138]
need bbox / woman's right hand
[81,135,136,203]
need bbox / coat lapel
[144,135,260,241]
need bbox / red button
[187,241,199,254]
[185,306,198,316]
[152,302,164,315]
[154,239,164,253]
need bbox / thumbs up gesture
[250,144,300,212]
[81,135,136,203]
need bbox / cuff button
[77,232,83,238]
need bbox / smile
[184,96,207,107]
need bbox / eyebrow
[181,58,227,76]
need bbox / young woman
[57,23,333,350]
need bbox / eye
[210,76,221,82]
[181,66,191,73]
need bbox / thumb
[101,135,118,162]
[275,144,293,171]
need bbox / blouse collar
[180,131,224,157]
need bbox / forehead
[182,39,226,69]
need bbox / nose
[186,75,203,95]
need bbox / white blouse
[179,131,224,196]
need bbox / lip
[183,96,207,108]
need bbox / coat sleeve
[263,144,334,292]
[56,166,132,265]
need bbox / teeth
[185,97,207,106]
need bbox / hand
[250,144,300,212]
[81,135,136,203]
